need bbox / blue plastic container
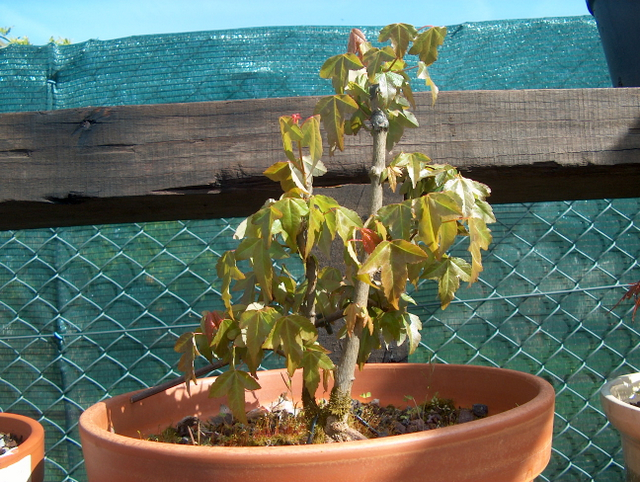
[588,0,640,87]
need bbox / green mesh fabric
[1,16,636,482]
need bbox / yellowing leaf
[362,46,395,80]
[216,251,245,310]
[423,256,472,309]
[417,62,439,106]
[208,369,261,424]
[378,23,418,59]
[358,240,428,309]
[319,53,364,94]
[414,192,463,257]
[409,26,447,67]
[301,114,323,162]
[468,217,492,282]
[377,201,412,240]
[279,115,303,158]
[314,94,359,154]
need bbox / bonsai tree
[176,23,495,441]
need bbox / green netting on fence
[0,14,636,482]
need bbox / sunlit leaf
[217,251,245,310]
[208,368,261,424]
[374,71,404,107]
[403,312,422,355]
[414,192,463,256]
[301,115,323,162]
[271,197,308,251]
[423,256,472,309]
[376,201,412,240]
[239,306,277,374]
[279,115,303,158]
[417,62,439,106]
[314,94,359,154]
[409,26,447,66]
[444,176,491,217]
[378,23,418,59]
[362,46,395,80]
[319,53,364,94]
[468,216,492,282]
[358,240,428,309]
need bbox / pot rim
[80,363,555,458]
[600,371,640,411]
[0,412,45,468]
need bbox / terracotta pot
[0,412,45,482]
[600,372,640,481]
[79,363,555,482]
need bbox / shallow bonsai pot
[79,363,555,482]
[600,372,640,481]
[587,0,640,87]
[0,412,45,482]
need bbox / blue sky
[2,0,590,45]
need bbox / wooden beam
[0,88,639,230]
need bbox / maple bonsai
[176,23,495,441]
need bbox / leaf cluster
[317,23,446,153]
[176,24,495,423]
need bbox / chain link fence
[1,199,638,481]
[1,15,636,482]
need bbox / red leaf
[360,228,382,255]
[202,310,224,343]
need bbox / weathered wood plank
[0,88,639,230]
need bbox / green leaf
[374,71,404,107]
[208,368,261,424]
[358,240,428,309]
[377,201,412,240]
[264,161,299,194]
[423,256,472,309]
[279,115,304,158]
[362,46,395,80]
[334,205,363,243]
[271,315,318,376]
[314,94,359,154]
[378,23,418,59]
[319,53,364,94]
[444,176,490,217]
[301,114,323,162]
[271,197,309,251]
[357,324,381,368]
[468,216,493,282]
[239,306,277,374]
[414,192,463,257]
[409,26,447,66]
[235,237,275,302]
[301,346,335,396]
[217,251,245,310]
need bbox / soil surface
[150,396,489,447]
[0,431,22,456]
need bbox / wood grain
[0,88,639,229]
